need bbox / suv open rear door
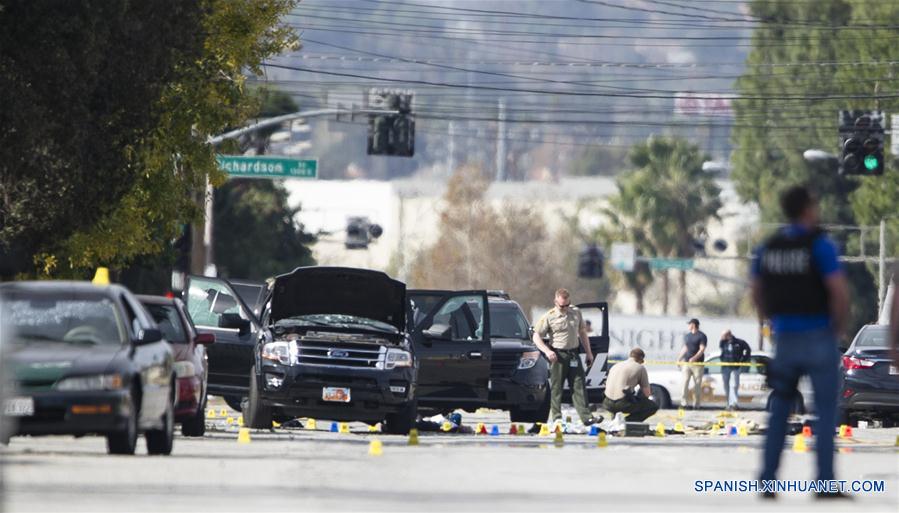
[576,302,610,403]
[409,290,492,407]
[183,275,261,403]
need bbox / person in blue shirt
[751,185,849,500]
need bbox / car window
[749,356,768,375]
[854,326,889,348]
[3,296,126,346]
[706,357,721,375]
[186,277,249,329]
[489,305,530,340]
[144,304,187,344]
[422,294,485,342]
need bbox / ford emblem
[328,349,349,358]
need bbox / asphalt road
[2,403,897,513]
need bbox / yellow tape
[608,359,761,367]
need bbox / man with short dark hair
[533,288,601,426]
[603,348,658,422]
[677,318,707,409]
[752,185,849,500]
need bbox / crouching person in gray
[602,348,659,422]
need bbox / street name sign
[217,155,318,179]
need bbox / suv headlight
[173,361,196,378]
[518,351,541,370]
[56,373,124,391]
[261,341,292,365]
[385,347,412,369]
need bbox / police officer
[718,329,751,411]
[533,288,602,427]
[752,186,849,500]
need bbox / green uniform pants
[549,349,592,423]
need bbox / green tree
[602,137,721,315]
[0,1,299,279]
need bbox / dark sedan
[840,324,899,426]
[139,295,214,437]
[1,281,175,455]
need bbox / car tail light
[842,388,854,398]
[842,355,875,370]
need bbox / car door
[576,302,610,402]
[121,292,172,425]
[183,276,259,398]
[409,290,491,405]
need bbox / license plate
[4,397,35,417]
[322,387,350,403]
[890,365,898,375]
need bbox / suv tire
[384,399,418,435]
[243,370,273,429]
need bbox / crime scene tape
[607,359,762,367]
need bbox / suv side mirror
[195,332,216,346]
[219,313,251,335]
[135,328,163,346]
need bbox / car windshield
[276,314,398,333]
[854,326,889,348]
[143,304,187,344]
[489,305,530,340]
[2,295,124,346]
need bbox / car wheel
[650,385,672,409]
[146,398,174,455]
[510,390,550,423]
[107,392,138,455]
[242,370,272,430]
[384,399,418,435]
[180,394,207,438]
[223,394,244,413]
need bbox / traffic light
[367,93,415,157]
[577,244,604,279]
[839,110,884,175]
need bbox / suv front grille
[490,351,520,379]
[296,340,384,369]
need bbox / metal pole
[495,98,506,181]
[879,217,886,313]
[447,120,455,174]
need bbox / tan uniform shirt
[535,306,585,350]
[604,358,650,401]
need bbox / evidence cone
[476,422,486,434]
[518,424,526,435]
[710,425,720,436]
[554,430,564,446]
[307,419,317,430]
[490,425,500,436]
[92,267,110,285]
[219,408,227,417]
[237,417,244,427]
[207,409,216,419]
[728,425,738,436]
[588,425,599,436]
[677,408,685,419]
[339,422,350,434]
[838,424,848,438]
[844,426,853,438]
[538,423,550,436]
[408,429,420,446]
[738,425,749,437]
[369,423,380,433]
[792,435,807,453]
[442,421,452,432]
[802,425,812,438]
[226,417,234,425]
[509,424,518,435]
[272,421,281,428]
[674,422,684,432]
[655,422,666,437]
[597,432,608,448]
[368,439,383,457]
[330,422,338,433]
[237,427,251,444]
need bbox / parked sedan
[0,281,175,455]
[840,324,899,425]
[139,295,214,437]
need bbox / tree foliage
[0,0,298,279]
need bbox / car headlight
[385,347,412,369]
[262,341,292,365]
[56,374,124,391]
[173,361,196,378]
[518,351,541,370]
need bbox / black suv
[409,290,611,421]
[241,267,418,434]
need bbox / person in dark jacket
[718,330,751,410]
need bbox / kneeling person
[602,348,658,422]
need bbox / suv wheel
[223,394,244,413]
[242,370,272,429]
[107,391,138,455]
[146,397,174,455]
[181,393,207,437]
[384,399,418,435]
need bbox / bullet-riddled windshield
[2,295,125,346]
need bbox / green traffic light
[863,155,879,171]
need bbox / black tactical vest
[759,228,830,316]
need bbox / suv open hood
[270,267,407,332]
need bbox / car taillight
[842,355,875,370]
